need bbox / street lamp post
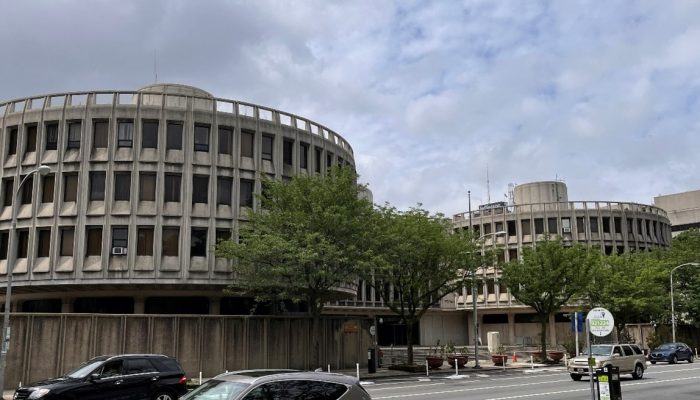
[670,262,700,343]
[0,165,51,393]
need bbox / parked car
[180,370,371,400]
[649,342,695,364]
[567,344,646,381]
[12,354,188,400]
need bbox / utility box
[596,366,622,400]
[367,347,376,373]
[487,331,501,353]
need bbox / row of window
[2,121,348,170]
[2,172,256,208]
[471,215,668,241]
[0,225,233,260]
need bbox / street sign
[369,325,376,336]
[570,312,584,333]
[586,307,614,337]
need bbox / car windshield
[582,345,612,356]
[182,380,250,400]
[658,344,676,350]
[65,360,105,378]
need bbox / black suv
[13,354,188,400]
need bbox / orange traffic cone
[512,351,518,362]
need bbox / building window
[283,139,293,166]
[534,218,544,234]
[602,217,611,234]
[2,179,12,207]
[262,134,273,161]
[20,175,33,205]
[241,129,254,158]
[590,217,599,233]
[576,217,585,234]
[217,177,232,206]
[162,227,179,257]
[93,120,109,149]
[507,220,516,236]
[326,152,333,167]
[191,228,207,257]
[547,217,558,234]
[63,174,78,202]
[25,125,37,153]
[17,230,29,258]
[117,120,134,147]
[192,175,209,204]
[137,226,154,256]
[194,124,210,152]
[562,218,571,233]
[89,172,106,201]
[300,143,309,169]
[218,126,232,155]
[45,122,58,150]
[495,221,504,233]
[0,231,7,260]
[42,175,55,203]
[60,227,75,257]
[111,226,128,249]
[240,179,254,208]
[216,229,231,242]
[86,226,102,256]
[67,121,81,149]
[37,229,51,258]
[139,173,156,201]
[114,172,131,201]
[164,174,181,203]
[7,126,18,155]
[314,147,322,173]
[166,121,183,150]
[483,223,492,235]
[521,219,531,236]
[614,217,622,233]
[142,120,158,149]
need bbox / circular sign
[586,307,614,337]
[369,325,376,336]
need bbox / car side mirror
[612,354,619,358]
[89,373,101,382]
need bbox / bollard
[356,363,360,380]
[328,364,331,373]
[199,372,202,385]
[426,359,429,377]
[455,360,458,376]
[530,355,534,369]
[564,354,568,368]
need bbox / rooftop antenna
[486,163,491,204]
[153,50,158,83]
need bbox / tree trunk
[540,315,548,359]
[406,320,415,365]
[310,302,322,369]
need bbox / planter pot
[447,355,468,368]
[548,351,565,363]
[491,354,508,366]
[425,356,444,369]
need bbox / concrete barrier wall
[4,314,372,390]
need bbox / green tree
[500,239,596,356]
[586,252,667,341]
[367,206,477,365]
[216,167,376,368]
[663,229,700,327]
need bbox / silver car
[180,370,372,400]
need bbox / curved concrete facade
[0,84,355,314]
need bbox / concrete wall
[420,312,468,346]
[4,313,372,390]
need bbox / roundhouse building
[0,84,356,315]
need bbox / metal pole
[469,191,481,369]
[671,271,676,343]
[574,312,579,356]
[586,319,595,400]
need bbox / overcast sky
[2,0,699,215]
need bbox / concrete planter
[447,355,468,368]
[425,356,444,369]
[491,354,508,366]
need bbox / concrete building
[654,189,700,236]
[0,84,356,315]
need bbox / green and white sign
[586,307,614,337]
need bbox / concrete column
[549,313,557,346]
[133,297,145,314]
[209,297,220,315]
[61,298,73,313]
[508,313,516,345]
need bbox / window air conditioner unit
[112,247,127,255]
[562,227,571,233]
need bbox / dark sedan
[649,342,695,364]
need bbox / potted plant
[446,341,469,368]
[426,340,445,369]
[547,349,565,363]
[491,345,509,366]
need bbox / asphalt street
[362,363,700,400]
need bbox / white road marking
[369,379,572,398]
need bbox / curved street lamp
[670,262,700,343]
[0,164,51,392]
[471,230,506,369]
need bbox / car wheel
[650,360,656,364]
[689,355,694,363]
[152,391,175,400]
[570,373,583,381]
[669,355,677,364]
[632,364,644,380]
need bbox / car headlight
[28,389,50,399]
